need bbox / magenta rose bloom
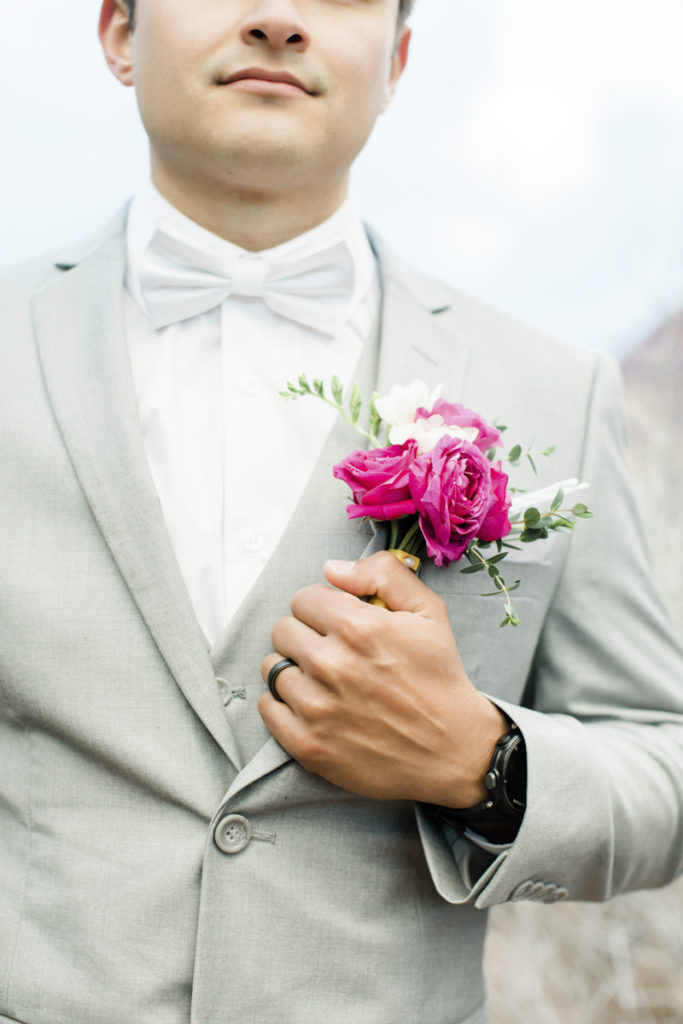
[416,398,503,454]
[333,442,419,521]
[477,462,512,543]
[409,436,495,565]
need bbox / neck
[150,160,350,252]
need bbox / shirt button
[241,375,261,395]
[214,814,252,854]
[243,531,264,553]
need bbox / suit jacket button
[510,880,535,901]
[214,814,252,854]
[545,886,569,904]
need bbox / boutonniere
[281,376,591,627]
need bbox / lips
[220,67,312,95]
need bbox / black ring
[267,658,298,703]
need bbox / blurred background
[3,0,682,1019]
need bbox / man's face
[100,0,410,200]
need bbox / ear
[382,26,411,111]
[98,0,134,87]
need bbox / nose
[240,0,311,51]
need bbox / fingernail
[325,559,355,573]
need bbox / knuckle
[290,583,324,617]
[306,644,335,681]
[299,690,332,723]
[336,608,371,647]
[295,732,328,768]
[256,692,270,716]
[375,549,399,572]
[270,617,289,648]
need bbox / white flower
[374,380,442,428]
[508,478,590,520]
[389,415,479,454]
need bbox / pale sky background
[2,0,683,356]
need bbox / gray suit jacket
[2,211,683,1024]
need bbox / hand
[259,551,507,807]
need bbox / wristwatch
[436,720,527,827]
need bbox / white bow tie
[140,223,356,336]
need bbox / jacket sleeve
[415,352,683,908]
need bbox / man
[1,2,682,1023]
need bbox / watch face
[502,736,527,811]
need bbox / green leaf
[482,580,506,597]
[494,421,508,433]
[572,503,593,519]
[460,563,487,575]
[526,454,537,475]
[543,445,556,457]
[550,487,564,512]
[369,391,382,435]
[486,448,497,461]
[485,552,509,565]
[349,382,362,424]
[331,376,343,405]
[549,515,573,530]
[508,444,522,463]
[520,528,546,543]
[488,565,500,579]
[500,606,521,628]
[313,378,324,397]
[524,507,541,527]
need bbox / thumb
[323,551,435,615]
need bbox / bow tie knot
[139,223,356,336]
[231,256,270,298]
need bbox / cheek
[330,30,395,114]
[329,64,392,147]
[131,32,204,134]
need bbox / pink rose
[409,436,496,565]
[477,462,512,543]
[416,399,503,454]
[333,442,418,521]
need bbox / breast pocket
[420,548,557,706]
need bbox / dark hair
[124,0,414,30]
[398,0,415,23]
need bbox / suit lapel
[32,223,242,770]
[370,230,472,399]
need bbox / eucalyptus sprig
[510,485,593,543]
[460,542,522,628]
[281,374,383,449]
[502,442,556,475]
[461,485,593,626]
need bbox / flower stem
[398,518,423,555]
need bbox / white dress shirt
[125,183,379,645]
